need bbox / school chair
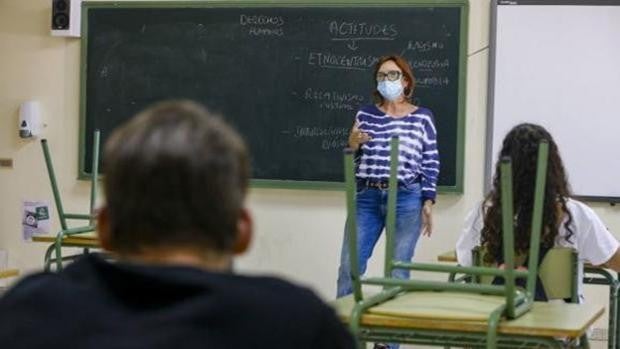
[465,246,579,303]
[40,130,100,271]
[332,137,602,348]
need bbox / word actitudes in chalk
[329,20,398,38]
[303,88,365,111]
[239,14,285,37]
[308,52,379,71]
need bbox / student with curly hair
[456,123,620,300]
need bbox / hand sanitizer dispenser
[19,101,42,139]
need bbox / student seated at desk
[0,100,354,349]
[456,123,620,300]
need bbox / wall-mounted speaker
[51,0,82,37]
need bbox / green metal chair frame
[583,267,620,348]
[41,130,100,271]
[442,248,579,349]
[342,137,590,348]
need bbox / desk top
[332,292,604,338]
[437,250,458,262]
[0,269,19,279]
[437,250,605,271]
[32,234,99,247]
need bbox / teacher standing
[337,55,439,298]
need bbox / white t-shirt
[456,198,618,299]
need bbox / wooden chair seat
[332,293,604,339]
[369,292,507,321]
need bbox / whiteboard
[487,1,620,202]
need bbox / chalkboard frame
[79,0,469,192]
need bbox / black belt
[360,180,390,189]
[359,178,420,190]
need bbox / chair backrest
[41,130,100,229]
[343,137,551,318]
[538,247,578,301]
[473,246,578,301]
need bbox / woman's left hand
[421,201,433,237]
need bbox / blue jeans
[337,181,423,297]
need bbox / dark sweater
[0,255,354,349]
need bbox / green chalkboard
[80,1,468,191]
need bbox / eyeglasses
[376,70,402,82]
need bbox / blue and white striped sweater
[355,104,440,201]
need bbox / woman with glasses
[336,54,439,326]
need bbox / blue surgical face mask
[377,79,404,101]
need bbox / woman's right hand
[348,124,372,150]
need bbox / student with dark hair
[0,100,355,349]
[456,123,620,300]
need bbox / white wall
[1,0,619,306]
[490,5,620,199]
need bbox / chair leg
[43,244,54,272]
[54,230,67,272]
[613,277,620,349]
[580,333,590,349]
[607,278,619,349]
[448,271,456,282]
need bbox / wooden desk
[437,250,458,263]
[32,234,100,271]
[437,249,620,349]
[32,234,99,248]
[0,269,19,279]
[333,292,604,347]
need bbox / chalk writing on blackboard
[302,88,365,111]
[307,52,378,71]
[417,77,450,88]
[82,4,466,188]
[411,59,450,71]
[328,20,398,38]
[329,20,398,51]
[406,40,445,52]
[286,126,350,151]
[240,14,285,37]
